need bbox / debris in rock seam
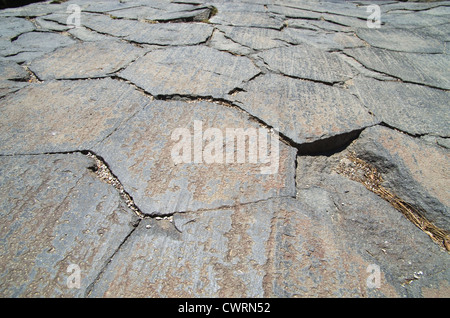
[336,151,450,251]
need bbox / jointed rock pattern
[0,0,449,298]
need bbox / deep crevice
[296,128,364,156]
[84,150,152,219]
[378,122,427,138]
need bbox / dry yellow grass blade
[336,151,450,251]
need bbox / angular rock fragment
[348,125,450,232]
[29,41,146,80]
[0,78,150,155]
[119,46,260,98]
[349,76,449,136]
[233,73,377,146]
[0,153,140,297]
[258,44,355,83]
[93,100,296,216]
[344,47,450,90]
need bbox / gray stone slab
[80,13,142,37]
[258,44,356,83]
[422,6,450,16]
[0,153,139,297]
[152,8,211,22]
[208,29,254,55]
[416,24,450,42]
[295,153,450,297]
[125,22,213,46]
[0,78,150,155]
[321,13,369,29]
[85,200,245,296]
[1,51,47,64]
[267,4,324,19]
[34,17,71,32]
[233,73,377,146]
[282,28,365,51]
[0,3,65,17]
[38,12,72,26]
[216,25,290,51]
[106,6,164,19]
[67,27,115,42]
[283,19,321,31]
[2,31,76,59]
[382,1,449,13]
[88,203,274,297]
[337,52,397,81]
[344,47,450,90]
[88,192,450,297]
[0,80,28,98]
[348,125,450,232]
[93,100,296,216]
[110,5,211,22]
[355,28,446,53]
[382,12,449,29]
[0,60,28,80]
[421,135,450,150]
[211,3,267,13]
[0,17,35,39]
[284,17,355,33]
[209,11,284,30]
[119,46,260,98]
[272,1,370,19]
[84,1,141,13]
[349,76,450,137]
[142,1,200,12]
[309,19,354,32]
[29,41,146,80]
[0,59,29,98]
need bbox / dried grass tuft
[336,151,450,251]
